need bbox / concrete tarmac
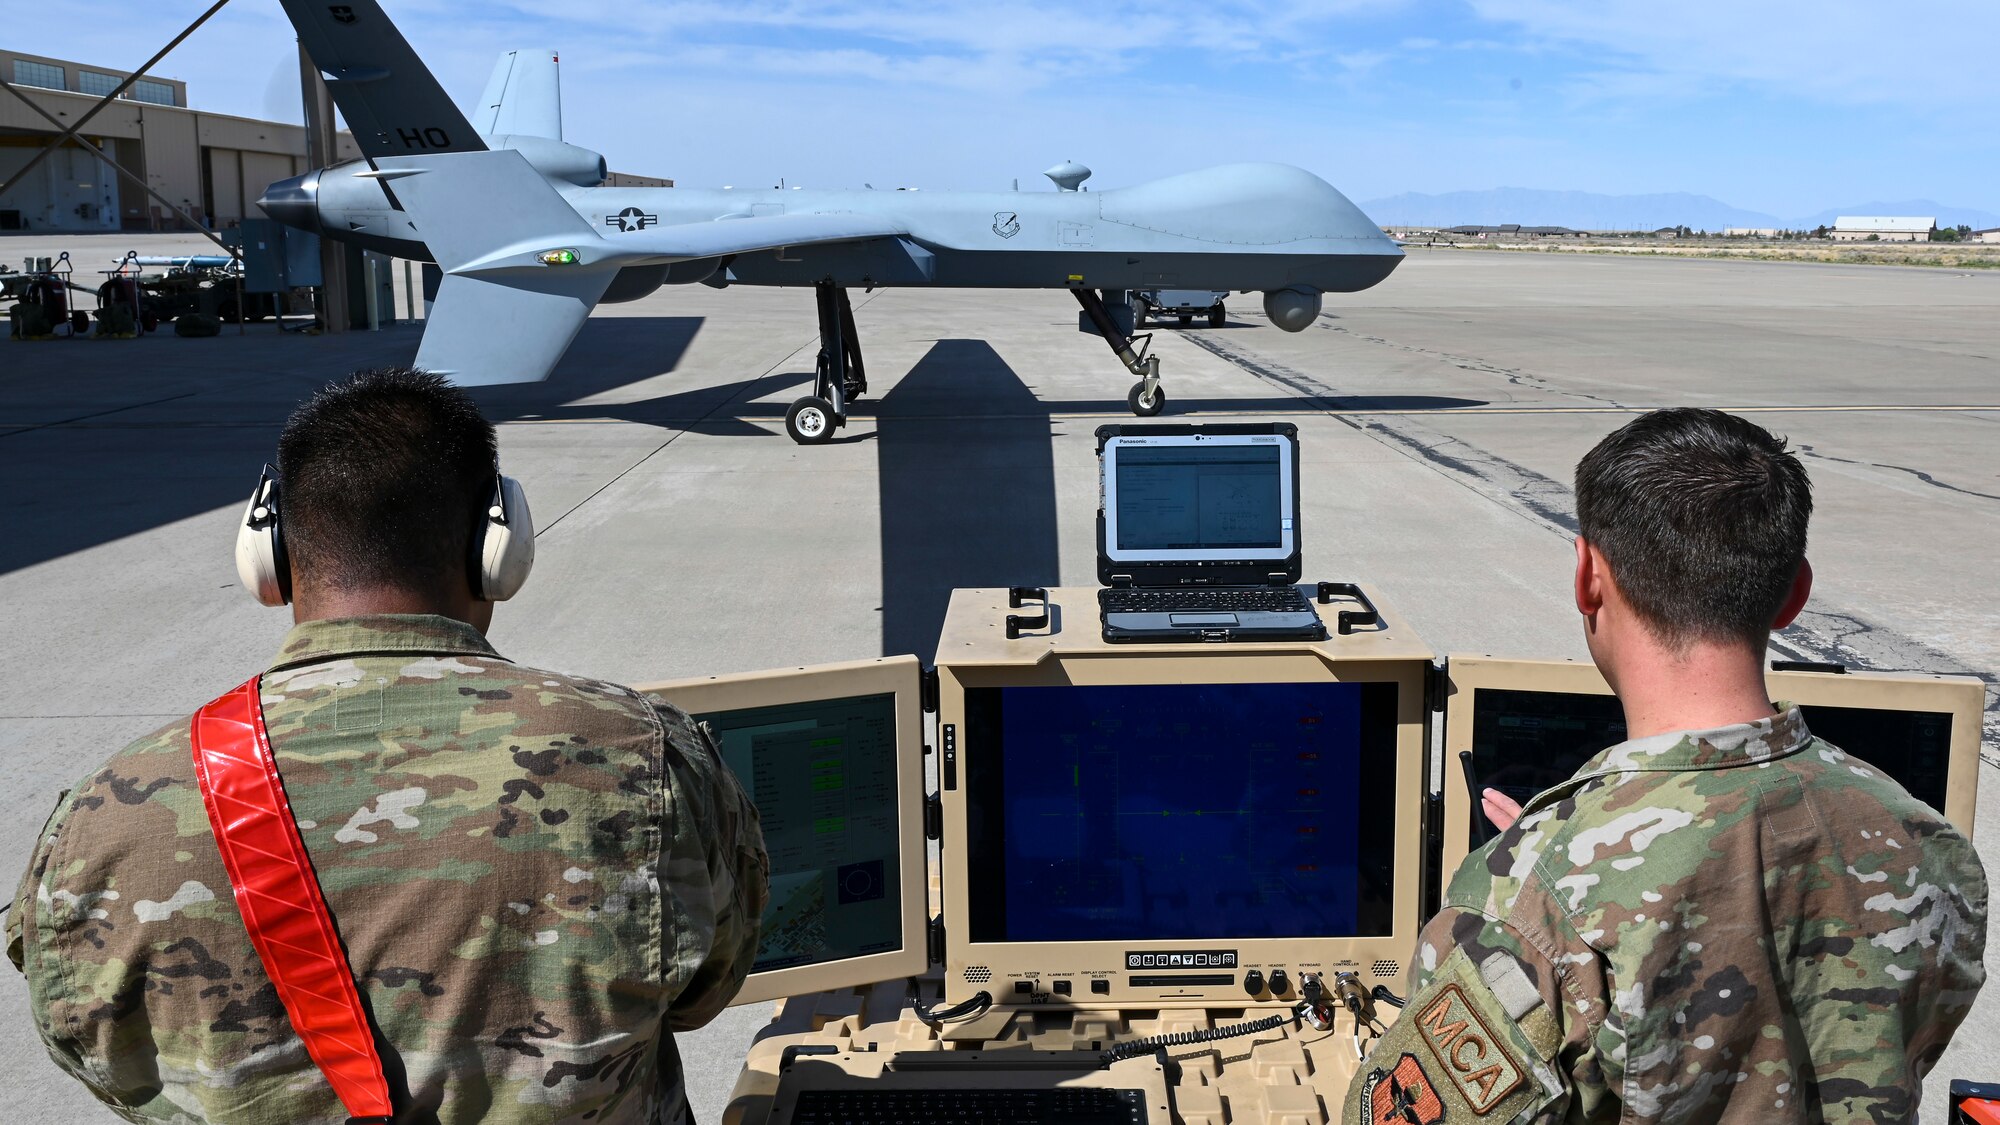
[2,240,1995,1120]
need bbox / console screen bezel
[639,656,929,1006]
[1439,656,1984,882]
[939,653,1431,1010]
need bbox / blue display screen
[963,681,1399,942]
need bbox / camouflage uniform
[1348,706,1985,1124]
[9,615,769,1124]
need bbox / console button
[1091,979,1111,995]
[1242,969,1265,996]
[1053,979,1072,995]
[1268,969,1291,995]
[1014,980,1036,995]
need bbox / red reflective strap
[1964,1100,2000,1125]
[190,677,394,1121]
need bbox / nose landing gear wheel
[786,396,837,444]
[1127,381,1166,417]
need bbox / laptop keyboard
[1099,587,1311,614]
[790,1087,1147,1125]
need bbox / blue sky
[32,1,2000,217]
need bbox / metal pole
[403,259,415,322]
[300,45,349,334]
[364,256,380,331]
[0,0,233,202]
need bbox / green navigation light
[537,248,581,266]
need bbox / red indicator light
[1297,826,1318,835]
[1298,788,1318,797]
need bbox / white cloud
[443,0,1411,93]
[1467,0,2000,109]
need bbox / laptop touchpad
[1169,613,1239,627]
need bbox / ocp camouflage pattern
[1349,705,1986,1123]
[9,615,769,1124]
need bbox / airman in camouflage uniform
[1350,408,1986,1123]
[1349,706,1985,1123]
[11,369,768,1123]
[10,615,768,1123]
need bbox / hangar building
[3,48,670,234]
[1830,216,1936,242]
[1,48,358,233]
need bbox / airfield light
[537,248,582,266]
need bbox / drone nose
[257,171,322,233]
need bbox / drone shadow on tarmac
[875,340,1061,660]
[2,313,1487,665]
[0,316,703,576]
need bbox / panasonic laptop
[1096,423,1326,643]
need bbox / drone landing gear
[786,280,869,445]
[1072,288,1165,417]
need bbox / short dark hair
[1574,408,1812,650]
[276,368,497,595]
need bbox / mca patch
[1415,983,1525,1114]
[1363,1053,1446,1124]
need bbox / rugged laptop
[1095,423,1325,643]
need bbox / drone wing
[372,150,907,384]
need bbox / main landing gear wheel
[786,396,837,444]
[1127,381,1166,417]
[1209,305,1226,328]
[1177,313,1194,327]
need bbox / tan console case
[933,586,1434,1012]
[1436,655,1985,881]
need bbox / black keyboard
[1099,587,1310,614]
[790,1087,1146,1125]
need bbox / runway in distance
[259,0,1403,443]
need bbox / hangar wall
[0,48,356,233]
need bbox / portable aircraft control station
[641,586,1983,1125]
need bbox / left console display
[639,657,930,1006]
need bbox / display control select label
[1124,949,1238,969]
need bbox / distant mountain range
[1358,188,2000,232]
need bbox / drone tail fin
[474,49,564,140]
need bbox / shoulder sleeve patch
[1353,944,1565,1121]
[1414,981,1524,1113]
[1361,1052,1448,1124]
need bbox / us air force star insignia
[605,207,658,233]
[1415,983,1524,1113]
[1365,1053,1446,1124]
[992,211,1020,239]
[328,4,357,22]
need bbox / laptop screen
[1102,434,1296,563]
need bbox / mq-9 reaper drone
[260,0,1403,443]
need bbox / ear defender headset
[234,464,536,607]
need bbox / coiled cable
[1100,1009,1296,1065]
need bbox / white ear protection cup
[477,475,535,601]
[234,468,290,607]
